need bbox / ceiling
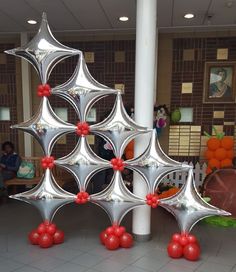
[0,0,236,33]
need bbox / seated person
[0,141,21,194]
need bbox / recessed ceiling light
[27,19,37,25]
[184,13,195,19]
[119,16,129,22]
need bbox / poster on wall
[203,62,236,103]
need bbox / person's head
[216,68,227,82]
[2,141,14,154]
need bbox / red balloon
[28,230,40,245]
[113,226,126,237]
[179,235,189,246]
[53,230,64,244]
[99,231,108,245]
[37,223,47,234]
[38,233,53,248]
[172,233,181,243]
[167,242,183,258]
[46,223,57,235]
[105,235,120,250]
[105,226,114,235]
[187,234,197,244]
[119,232,133,248]
[183,243,201,261]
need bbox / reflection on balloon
[126,129,191,193]
[159,168,231,233]
[5,13,79,84]
[55,136,111,192]
[11,97,76,156]
[52,54,118,120]
[10,169,76,222]
[90,171,146,225]
[91,93,149,157]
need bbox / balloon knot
[75,191,89,204]
[110,158,125,171]
[41,156,55,169]
[146,193,159,208]
[37,84,51,97]
[76,122,90,136]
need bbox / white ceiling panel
[207,0,236,25]
[99,0,136,28]
[0,0,235,33]
[157,0,173,27]
[25,0,83,30]
[173,0,211,26]
[62,0,111,29]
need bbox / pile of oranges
[204,136,234,174]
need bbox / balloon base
[28,221,64,249]
[133,233,151,242]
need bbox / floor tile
[93,259,128,272]
[13,266,44,272]
[132,255,169,271]
[71,252,105,268]
[30,255,66,271]
[195,261,233,272]
[158,263,195,272]
[50,262,88,272]
[0,259,24,272]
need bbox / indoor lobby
[0,0,236,272]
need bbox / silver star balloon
[11,97,76,156]
[90,171,146,225]
[10,169,76,222]
[90,93,149,157]
[55,136,111,191]
[5,12,79,84]
[51,54,118,120]
[159,168,231,233]
[126,129,191,193]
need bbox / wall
[167,32,236,163]
[0,37,24,155]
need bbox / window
[54,107,68,122]
[0,107,10,121]
[179,107,193,123]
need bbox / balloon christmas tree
[5,13,230,258]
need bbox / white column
[133,0,157,241]
[20,32,32,156]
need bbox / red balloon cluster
[167,233,200,261]
[76,122,90,136]
[75,191,90,204]
[110,158,125,171]
[37,84,51,97]
[100,225,133,250]
[146,193,159,208]
[28,221,64,248]
[41,156,55,169]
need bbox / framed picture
[86,108,96,122]
[203,62,236,103]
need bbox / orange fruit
[208,158,220,169]
[221,136,234,150]
[226,150,234,159]
[214,148,227,161]
[207,137,221,151]
[204,150,214,160]
[220,158,232,168]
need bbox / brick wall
[170,37,236,163]
[0,44,19,152]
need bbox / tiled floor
[0,199,236,272]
